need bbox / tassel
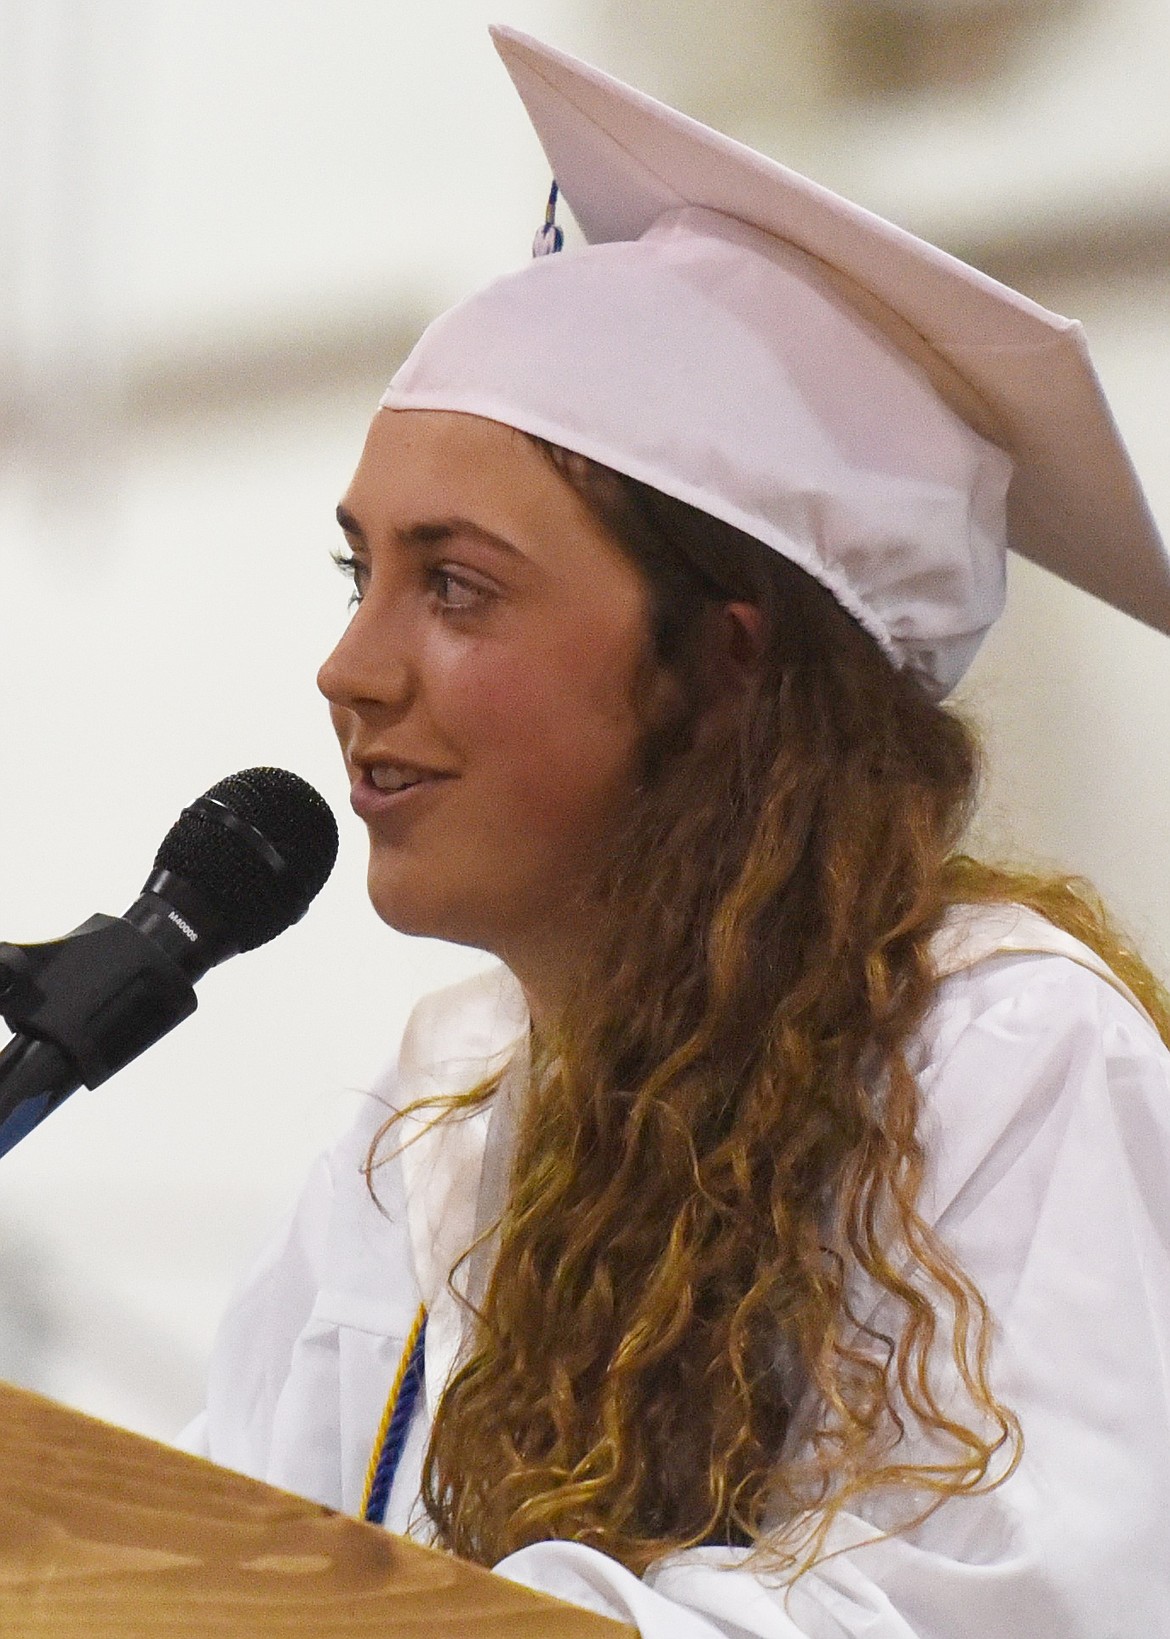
[532,178,565,257]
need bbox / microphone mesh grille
[153,768,339,953]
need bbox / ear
[684,600,767,746]
[723,600,766,680]
[705,599,767,701]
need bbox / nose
[316,598,415,718]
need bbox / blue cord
[363,1316,428,1526]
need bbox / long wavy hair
[386,443,1170,1575]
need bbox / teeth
[370,765,424,793]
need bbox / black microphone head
[152,768,339,953]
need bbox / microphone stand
[0,1035,79,1159]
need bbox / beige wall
[959,268,1170,967]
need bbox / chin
[366,864,494,953]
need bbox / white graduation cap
[382,25,1170,696]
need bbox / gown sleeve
[175,1076,423,1514]
[495,951,1170,1637]
[174,1144,337,1475]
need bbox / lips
[348,756,455,821]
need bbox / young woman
[186,28,1170,1638]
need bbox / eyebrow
[334,504,523,559]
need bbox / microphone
[0,768,339,1160]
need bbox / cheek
[448,634,648,838]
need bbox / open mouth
[369,766,432,795]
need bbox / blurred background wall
[1,0,1168,1440]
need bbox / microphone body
[0,769,338,1160]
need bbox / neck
[492,917,586,1041]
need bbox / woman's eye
[331,548,368,607]
[331,551,487,614]
[430,568,487,612]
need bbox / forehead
[342,408,587,538]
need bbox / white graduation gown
[182,905,1170,1636]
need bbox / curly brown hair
[386,443,1170,1574]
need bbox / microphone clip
[0,918,196,1091]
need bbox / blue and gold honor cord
[361,1302,428,1526]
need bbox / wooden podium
[0,1382,634,1637]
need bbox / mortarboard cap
[382,26,1170,696]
